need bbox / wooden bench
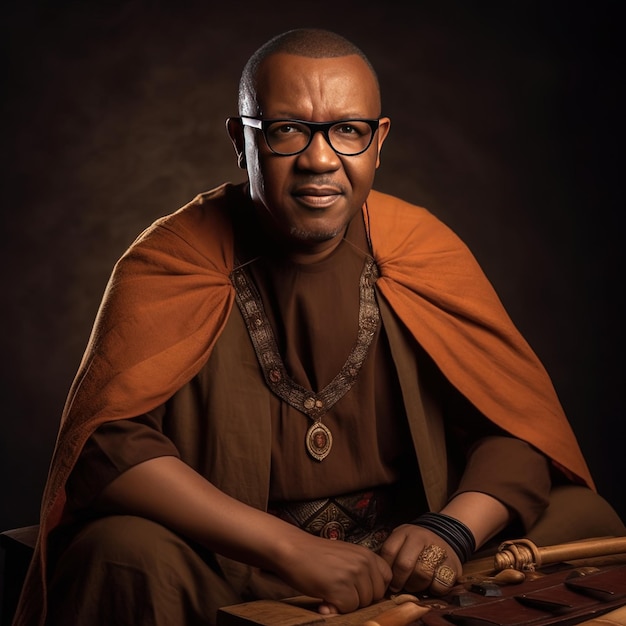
[1,525,38,626]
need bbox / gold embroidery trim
[231,257,380,422]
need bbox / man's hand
[272,531,393,614]
[378,524,461,595]
[379,492,513,596]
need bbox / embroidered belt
[269,489,392,552]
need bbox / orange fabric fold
[13,183,592,625]
[366,189,592,489]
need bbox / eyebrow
[260,112,373,121]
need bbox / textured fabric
[46,515,241,626]
[14,182,594,625]
[365,191,592,488]
[67,211,420,507]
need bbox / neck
[281,233,346,264]
[254,209,348,264]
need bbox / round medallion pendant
[305,422,332,461]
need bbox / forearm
[424,436,550,554]
[96,455,392,612]
[452,435,551,531]
[440,491,512,549]
[96,455,302,570]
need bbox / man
[13,28,625,626]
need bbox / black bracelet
[411,512,476,564]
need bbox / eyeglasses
[240,116,381,156]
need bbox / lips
[293,185,343,209]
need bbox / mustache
[291,176,346,191]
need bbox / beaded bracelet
[411,512,476,563]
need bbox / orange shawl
[14,182,592,625]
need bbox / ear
[374,117,391,169]
[226,117,247,169]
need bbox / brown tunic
[67,209,550,532]
[14,184,599,626]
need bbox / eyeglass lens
[265,120,374,155]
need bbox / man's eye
[274,123,305,135]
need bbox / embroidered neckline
[231,257,380,460]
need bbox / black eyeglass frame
[239,116,381,156]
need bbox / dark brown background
[1,0,624,536]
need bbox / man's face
[231,53,390,260]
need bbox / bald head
[238,28,380,116]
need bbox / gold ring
[429,564,457,596]
[416,544,447,570]
[434,564,456,587]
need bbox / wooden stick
[494,536,626,571]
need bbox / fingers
[323,570,382,613]
[382,526,461,597]
[317,602,340,615]
[405,544,447,592]
[349,553,391,609]
[379,526,424,592]
[429,564,457,595]
[311,543,391,613]
[362,601,431,626]
[407,546,459,596]
[277,528,393,614]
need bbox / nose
[296,130,341,171]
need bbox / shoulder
[115,183,245,276]
[366,188,469,257]
[153,183,242,241]
[128,183,245,258]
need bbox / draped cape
[13,182,593,625]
